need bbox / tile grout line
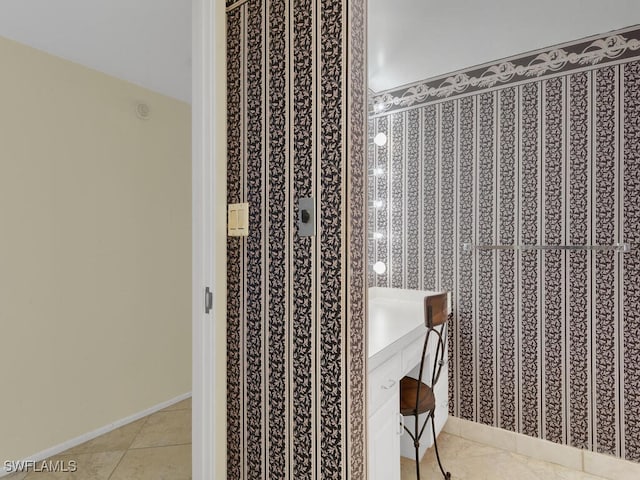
[109,404,191,480]
[107,415,152,480]
[105,450,129,480]
[126,442,193,452]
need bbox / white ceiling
[369,0,640,92]
[0,1,638,101]
[0,0,191,103]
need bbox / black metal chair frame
[401,303,451,480]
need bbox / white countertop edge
[367,323,426,372]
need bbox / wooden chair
[399,292,451,479]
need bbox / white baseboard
[1,392,192,478]
[443,416,640,480]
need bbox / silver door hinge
[205,287,213,314]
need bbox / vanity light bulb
[373,132,387,146]
[373,200,384,209]
[373,261,387,275]
[372,167,385,177]
[373,232,384,240]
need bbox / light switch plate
[228,202,249,237]
[298,197,315,237]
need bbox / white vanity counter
[367,287,451,480]
[368,287,452,371]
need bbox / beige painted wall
[0,36,191,461]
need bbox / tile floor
[5,398,191,480]
[6,403,613,480]
[401,432,609,480]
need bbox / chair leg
[414,413,420,479]
[430,411,450,479]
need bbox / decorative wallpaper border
[371,26,640,113]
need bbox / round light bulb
[373,132,387,146]
[372,200,384,209]
[373,261,386,275]
[372,167,385,177]
[373,232,384,240]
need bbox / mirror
[366,1,640,479]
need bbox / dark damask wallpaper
[369,26,640,462]
[226,0,367,479]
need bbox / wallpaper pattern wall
[226,0,366,478]
[369,27,640,462]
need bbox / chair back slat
[425,293,448,328]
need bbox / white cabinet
[400,340,449,460]
[367,288,452,479]
[368,354,401,480]
[368,354,401,412]
[368,387,401,480]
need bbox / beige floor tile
[109,444,191,480]
[429,432,506,460]
[401,434,609,480]
[22,451,124,480]
[583,450,640,480]
[515,431,582,471]
[130,410,191,449]
[62,418,147,455]
[412,451,540,480]
[162,398,191,412]
[3,472,29,480]
[514,454,607,480]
